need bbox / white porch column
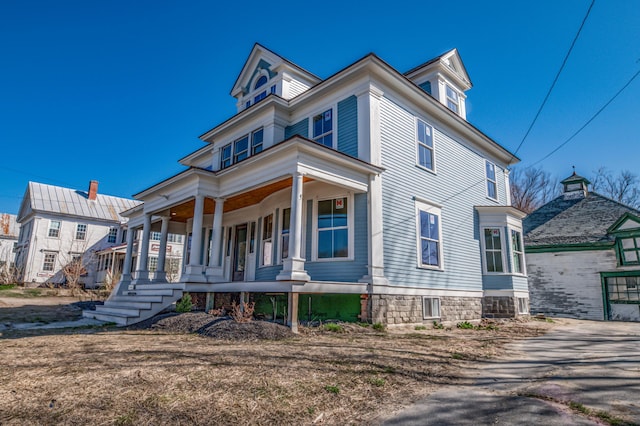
[287,292,299,333]
[184,195,207,282]
[206,197,225,282]
[360,173,388,287]
[154,216,170,282]
[277,172,310,281]
[132,213,152,284]
[121,227,135,282]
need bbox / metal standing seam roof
[523,192,640,247]
[27,182,141,223]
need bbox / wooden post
[287,292,299,333]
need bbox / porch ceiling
[167,177,313,222]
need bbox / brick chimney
[88,180,99,201]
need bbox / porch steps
[82,283,184,326]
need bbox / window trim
[618,235,640,266]
[422,297,441,319]
[107,227,118,244]
[48,220,61,238]
[415,118,436,173]
[42,251,57,272]
[311,194,354,262]
[481,227,508,275]
[220,144,232,169]
[517,297,529,314]
[75,223,87,241]
[260,213,274,267]
[414,199,444,271]
[233,135,249,164]
[510,228,526,275]
[485,160,498,201]
[279,207,291,263]
[445,84,460,114]
[309,106,336,149]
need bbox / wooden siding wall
[337,95,358,157]
[284,118,309,139]
[379,96,506,291]
[288,79,311,99]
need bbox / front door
[233,224,248,281]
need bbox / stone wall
[371,294,482,325]
[482,296,529,318]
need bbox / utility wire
[508,0,596,164]
[530,68,640,167]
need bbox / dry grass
[0,318,553,425]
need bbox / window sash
[607,275,640,302]
[317,198,348,259]
[281,208,291,260]
[252,129,264,155]
[75,224,87,240]
[262,214,273,266]
[446,85,459,113]
[107,228,118,243]
[312,109,333,148]
[42,253,57,272]
[419,210,441,267]
[511,229,524,274]
[416,119,434,171]
[423,297,441,319]
[484,228,504,272]
[485,161,497,200]
[48,221,61,238]
[221,144,232,169]
[233,136,249,163]
[620,237,640,264]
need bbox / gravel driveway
[382,318,640,425]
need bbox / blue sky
[1,0,639,214]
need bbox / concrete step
[83,310,130,326]
[131,283,184,291]
[126,289,178,297]
[109,295,164,304]
[94,305,141,317]
[104,300,153,310]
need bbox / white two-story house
[86,44,528,327]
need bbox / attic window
[254,75,268,90]
[445,85,459,113]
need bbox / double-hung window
[221,144,232,169]
[312,109,333,148]
[42,252,57,272]
[620,236,640,265]
[48,220,61,238]
[148,256,158,272]
[416,202,443,269]
[107,227,118,243]
[261,214,273,266]
[484,228,504,272]
[416,119,435,171]
[252,129,264,155]
[281,208,291,260]
[234,135,249,163]
[486,160,498,200]
[445,85,459,113]
[317,197,348,259]
[511,229,525,274]
[75,224,87,240]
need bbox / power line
[509,0,596,163]
[530,68,640,167]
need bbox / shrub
[372,322,386,332]
[432,321,444,329]
[175,293,193,313]
[230,301,255,323]
[414,325,427,330]
[456,321,474,329]
[323,323,344,332]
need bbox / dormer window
[246,73,271,108]
[445,85,459,113]
[255,75,268,90]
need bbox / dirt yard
[0,287,100,324]
[0,294,555,426]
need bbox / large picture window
[317,197,348,259]
[312,109,333,148]
[416,119,434,171]
[484,228,504,272]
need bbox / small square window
[423,297,441,319]
[517,297,529,314]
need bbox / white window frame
[251,128,264,155]
[279,207,291,263]
[148,255,158,272]
[107,227,118,244]
[220,144,232,169]
[416,118,436,173]
[42,251,57,272]
[310,106,336,149]
[311,194,354,262]
[422,297,441,319]
[445,85,460,114]
[233,134,249,163]
[485,160,498,201]
[48,220,61,238]
[244,70,271,109]
[261,213,274,267]
[75,223,87,240]
[481,227,507,274]
[510,228,526,275]
[415,198,444,270]
[517,297,529,314]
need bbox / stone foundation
[482,296,529,318]
[371,295,482,325]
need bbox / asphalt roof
[24,182,141,223]
[523,192,640,247]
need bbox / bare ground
[0,309,555,426]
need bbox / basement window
[423,297,441,319]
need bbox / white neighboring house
[0,213,19,274]
[14,181,183,288]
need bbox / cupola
[561,170,590,200]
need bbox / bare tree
[591,167,640,208]
[510,166,560,213]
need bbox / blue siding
[337,96,358,157]
[285,118,309,139]
[303,193,368,282]
[419,81,432,95]
[254,210,284,282]
[379,96,511,292]
[482,275,526,291]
